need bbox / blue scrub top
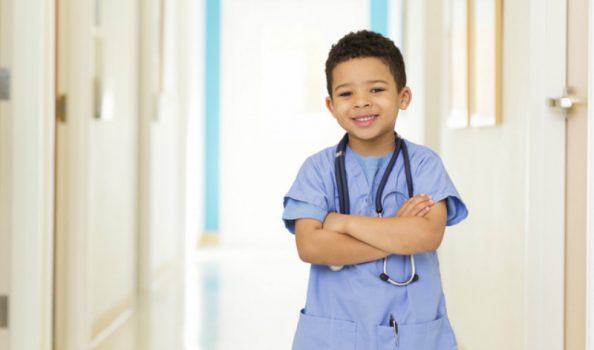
[282,139,468,350]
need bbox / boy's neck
[348,136,396,157]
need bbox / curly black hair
[325,30,406,97]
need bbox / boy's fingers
[403,196,432,210]
[397,197,424,215]
[418,205,432,217]
[396,195,433,217]
[407,202,432,217]
[396,198,418,216]
[410,198,433,213]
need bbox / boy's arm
[294,195,435,265]
[324,199,447,255]
[295,219,389,266]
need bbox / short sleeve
[282,199,327,234]
[282,155,333,234]
[412,150,468,226]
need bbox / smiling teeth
[355,115,376,121]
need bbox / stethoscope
[334,132,419,287]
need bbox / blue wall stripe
[370,0,389,36]
[205,0,220,232]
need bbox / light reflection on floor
[96,244,309,350]
[193,246,309,350]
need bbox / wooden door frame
[0,0,11,346]
[4,0,56,349]
[586,0,594,350]
[53,0,93,348]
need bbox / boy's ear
[325,96,336,115]
[398,87,412,110]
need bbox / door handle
[0,295,7,328]
[0,67,10,101]
[547,87,586,117]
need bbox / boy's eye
[371,87,386,93]
[337,91,352,97]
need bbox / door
[438,0,570,349]
[0,0,11,346]
[54,0,140,348]
[526,0,589,347]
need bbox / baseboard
[198,231,220,247]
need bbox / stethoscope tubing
[334,132,418,287]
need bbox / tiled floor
[97,243,309,350]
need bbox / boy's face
[326,57,411,155]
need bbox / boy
[282,30,468,349]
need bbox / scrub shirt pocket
[292,309,357,350]
[375,315,457,350]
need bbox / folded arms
[294,195,447,266]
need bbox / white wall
[182,0,204,260]
[400,2,529,348]
[432,0,562,349]
[398,0,427,146]
[139,0,188,290]
[148,0,184,275]
[179,5,203,347]
[220,0,369,247]
[87,0,139,334]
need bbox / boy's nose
[354,98,371,109]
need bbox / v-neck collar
[345,146,395,197]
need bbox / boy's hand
[396,194,433,217]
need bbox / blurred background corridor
[0,0,593,349]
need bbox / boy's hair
[325,30,406,96]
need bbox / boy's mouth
[352,114,378,127]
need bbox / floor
[96,243,309,350]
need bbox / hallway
[0,0,593,349]
[95,243,308,350]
